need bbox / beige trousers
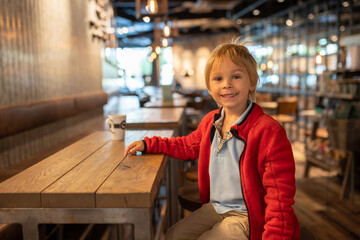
[165,203,249,240]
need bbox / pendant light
[146,0,158,14]
[163,23,171,37]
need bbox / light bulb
[260,63,266,71]
[163,24,171,37]
[146,0,158,14]
[162,38,168,47]
[143,16,151,23]
[151,52,157,60]
[286,19,293,27]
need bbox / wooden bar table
[0,130,173,240]
[122,107,186,226]
[258,101,278,115]
[125,107,185,134]
[143,98,187,108]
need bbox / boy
[125,41,300,239]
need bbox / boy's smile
[208,57,254,116]
[221,93,238,98]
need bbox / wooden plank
[0,132,111,208]
[42,130,173,208]
[96,130,174,208]
[126,108,184,130]
[41,140,125,208]
[295,177,360,240]
[96,153,166,208]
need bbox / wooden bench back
[0,91,108,138]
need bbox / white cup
[106,114,126,140]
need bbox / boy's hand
[124,141,145,157]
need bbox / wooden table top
[0,130,174,209]
[258,101,278,110]
[126,107,185,129]
[143,98,187,108]
[300,109,317,118]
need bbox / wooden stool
[178,183,201,212]
[185,165,198,182]
[271,97,298,140]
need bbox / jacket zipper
[231,128,251,239]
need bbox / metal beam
[115,9,137,21]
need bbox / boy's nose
[222,78,232,88]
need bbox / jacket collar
[210,103,263,142]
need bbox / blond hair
[205,39,259,101]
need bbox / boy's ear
[250,84,256,91]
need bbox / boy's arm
[143,123,203,160]
[262,127,299,239]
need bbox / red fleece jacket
[144,103,300,239]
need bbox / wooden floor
[292,141,360,240]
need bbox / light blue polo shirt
[209,101,253,214]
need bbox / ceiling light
[162,38,168,47]
[342,1,350,7]
[150,52,157,60]
[318,38,327,46]
[277,0,285,2]
[163,24,171,37]
[340,25,345,31]
[286,19,293,26]
[330,34,338,42]
[145,0,158,14]
[260,63,266,71]
[143,16,151,23]
[253,9,260,16]
[155,46,161,54]
[315,54,322,64]
[236,19,243,25]
[307,13,314,20]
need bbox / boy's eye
[233,75,241,79]
[213,76,222,81]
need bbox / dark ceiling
[109,0,315,47]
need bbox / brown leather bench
[0,91,108,179]
[0,91,108,138]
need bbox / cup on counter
[106,114,126,140]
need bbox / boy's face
[208,56,254,114]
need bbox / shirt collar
[214,100,253,128]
